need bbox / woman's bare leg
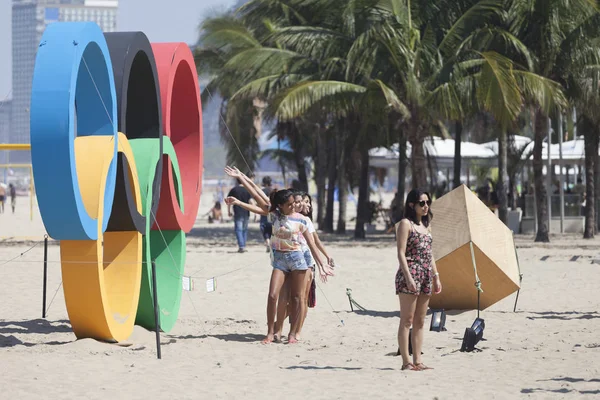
[295,268,313,340]
[263,269,287,344]
[412,294,431,366]
[398,293,418,366]
[287,269,308,343]
[274,276,290,341]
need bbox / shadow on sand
[167,332,266,343]
[0,319,73,348]
[525,311,600,321]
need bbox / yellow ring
[60,133,143,342]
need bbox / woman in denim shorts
[275,192,335,340]
[224,167,325,344]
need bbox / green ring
[130,137,186,332]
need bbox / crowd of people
[219,167,442,371]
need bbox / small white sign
[182,276,193,291]
[206,277,216,293]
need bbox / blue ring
[31,22,118,240]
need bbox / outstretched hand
[224,196,238,206]
[317,259,335,283]
[224,166,243,179]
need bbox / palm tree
[507,0,600,241]
[195,15,267,171]
[196,0,568,237]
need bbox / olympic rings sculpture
[30,22,202,342]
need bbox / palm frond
[476,51,522,128]
[268,26,350,59]
[439,0,506,57]
[273,80,367,120]
[513,70,567,116]
[200,17,261,50]
[224,47,309,77]
[367,79,410,119]
[426,82,465,121]
[230,74,308,101]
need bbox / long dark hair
[269,189,293,213]
[301,192,313,221]
[403,189,433,227]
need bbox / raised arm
[224,166,270,210]
[224,196,268,216]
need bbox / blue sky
[0,0,237,99]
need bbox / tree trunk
[293,144,308,192]
[410,134,428,189]
[595,140,600,234]
[497,129,508,224]
[277,137,287,186]
[315,129,327,228]
[324,136,337,233]
[393,130,408,223]
[583,126,598,238]
[336,143,347,234]
[533,110,550,242]
[509,176,518,210]
[453,121,462,189]
[354,145,370,239]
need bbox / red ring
[151,43,203,232]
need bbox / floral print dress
[395,219,434,295]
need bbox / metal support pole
[469,241,482,319]
[558,113,564,233]
[42,235,48,318]
[547,118,552,233]
[346,288,354,312]
[512,234,523,313]
[29,166,34,221]
[151,260,162,360]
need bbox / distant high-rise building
[11,0,118,163]
[0,100,12,173]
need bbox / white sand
[1,193,600,399]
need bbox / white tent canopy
[370,135,591,171]
[370,137,496,169]
[481,135,532,154]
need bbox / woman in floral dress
[395,189,442,371]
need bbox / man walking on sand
[9,184,16,214]
[228,179,252,253]
[0,184,5,213]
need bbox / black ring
[104,31,163,220]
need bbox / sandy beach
[1,194,600,399]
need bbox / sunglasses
[417,200,432,207]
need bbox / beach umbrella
[429,185,521,310]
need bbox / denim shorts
[303,249,315,269]
[272,250,309,273]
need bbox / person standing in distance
[260,176,274,252]
[0,184,5,213]
[9,184,16,214]
[228,178,252,253]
